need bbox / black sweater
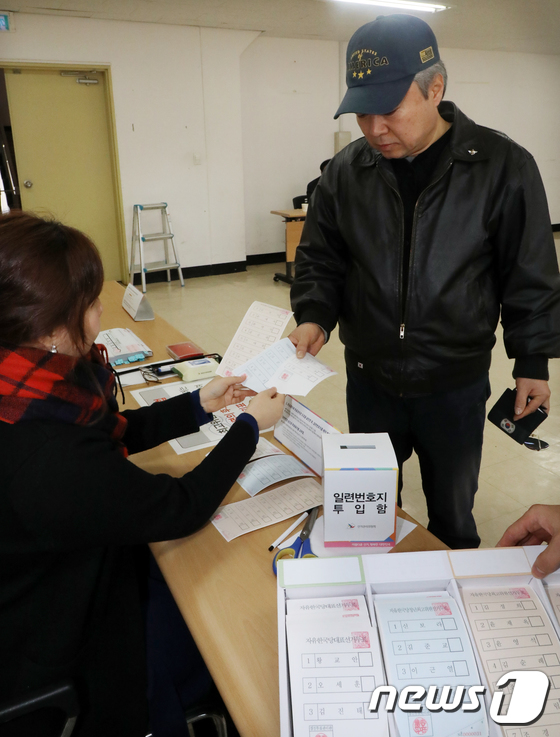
[0,392,256,736]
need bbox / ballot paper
[374,592,489,737]
[211,477,323,542]
[286,595,389,737]
[546,584,560,627]
[287,595,373,623]
[461,585,560,736]
[130,379,251,454]
[217,301,293,377]
[237,455,315,497]
[235,337,336,396]
[249,436,286,462]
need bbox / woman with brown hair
[0,211,285,736]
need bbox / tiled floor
[145,241,560,549]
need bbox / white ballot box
[322,434,398,550]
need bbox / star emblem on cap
[468,149,478,156]
[358,71,364,79]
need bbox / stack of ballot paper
[277,547,560,737]
[286,595,389,737]
[374,592,488,737]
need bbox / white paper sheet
[374,592,489,737]
[235,337,336,396]
[237,455,315,497]
[211,477,323,542]
[130,379,251,454]
[461,585,560,735]
[249,436,286,462]
[280,556,365,588]
[216,301,293,378]
[546,584,560,627]
[275,396,341,476]
[286,595,389,737]
[96,327,152,364]
[287,595,372,622]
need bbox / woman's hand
[199,374,255,414]
[244,387,286,430]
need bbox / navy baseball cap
[334,14,440,118]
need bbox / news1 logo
[369,670,550,726]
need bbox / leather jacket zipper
[401,159,454,338]
[378,157,453,342]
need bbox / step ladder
[129,203,185,293]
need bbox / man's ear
[430,73,445,105]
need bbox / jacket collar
[352,100,490,168]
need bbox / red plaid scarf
[0,343,128,457]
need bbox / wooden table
[100,281,449,737]
[271,209,306,285]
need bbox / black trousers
[145,552,213,737]
[346,371,491,549]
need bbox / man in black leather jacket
[289,15,560,549]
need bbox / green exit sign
[0,11,14,31]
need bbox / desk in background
[100,280,449,737]
[271,209,306,285]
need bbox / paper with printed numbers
[211,477,322,542]
[374,592,488,737]
[286,595,388,737]
[249,436,286,462]
[216,301,293,378]
[461,585,560,737]
[237,454,315,497]
[546,585,560,628]
[235,337,336,396]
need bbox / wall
[444,47,560,222]
[241,36,340,256]
[336,42,560,223]
[1,14,559,271]
[0,13,258,270]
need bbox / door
[4,67,125,280]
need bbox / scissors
[273,506,319,576]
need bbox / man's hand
[514,377,550,419]
[199,374,255,414]
[288,323,325,358]
[497,504,560,579]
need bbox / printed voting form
[546,585,560,627]
[237,455,315,497]
[374,593,488,737]
[235,337,336,396]
[461,585,560,737]
[249,437,285,461]
[286,595,388,737]
[211,477,322,541]
[217,301,293,377]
